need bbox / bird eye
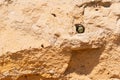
[75,24,85,33]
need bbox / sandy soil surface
[0,0,120,80]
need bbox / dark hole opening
[41,44,44,48]
[51,13,56,17]
[24,75,27,78]
[95,8,99,11]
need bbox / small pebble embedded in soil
[75,24,85,33]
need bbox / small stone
[75,24,85,33]
[49,69,55,74]
[3,71,10,76]
[41,73,51,78]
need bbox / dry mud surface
[0,0,120,80]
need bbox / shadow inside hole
[51,13,56,17]
[41,44,44,48]
[95,8,99,11]
[65,47,105,75]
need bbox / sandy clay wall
[0,0,120,80]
